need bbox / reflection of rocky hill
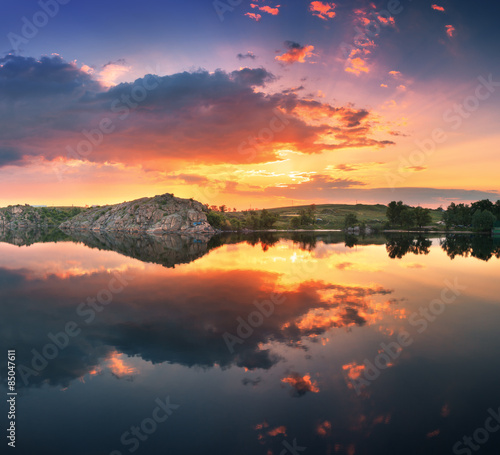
[62,229,213,267]
[0,227,71,246]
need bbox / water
[1,230,500,455]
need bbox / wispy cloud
[237,52,256,60]
[245,12,262,21]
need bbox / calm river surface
[1,231,500,455]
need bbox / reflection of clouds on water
[281,372,320,397]
[0,263,397,389]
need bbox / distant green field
[224,203,444,230]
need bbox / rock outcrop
[59,193,215,235]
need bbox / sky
[0,0,499,209]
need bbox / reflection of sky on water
[1,235,500,454]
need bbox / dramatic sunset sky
[1,0,499,209]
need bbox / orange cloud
[281,373,320,396]
[342,362,366,382]
[251,4,280,15]
[245,12,262,21]
[380,83,388,88]
[375,13,395,26]
[389,70,401,77]
[345,56,369,75]
[431,4,445,12]
[446,25,456,37]
[309,1,336,20]
[106,351,138,377]
[268,426,287,436]
[316,420,332,436]
[275,41,315,64]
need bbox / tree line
[443,200,500,231]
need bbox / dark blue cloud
[0,147,23,166]
[0,54,100,99]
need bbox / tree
[295,208,315,226]
[493,200,500,219]
[230,218,242,230]
[344,213,358,228]
[290,217,301,229]
[472,210,496,232]
[400,208,415,230]
[471,199,494,216]
[219,205,227,213]
[260,209,279,229]
[443,202,471,227]
[413,206,432,228]
[387,201,407,226]
[207,210,226,229]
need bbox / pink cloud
[446,24,456,37]
[245,12,262,21]
[431,4,445,12]
[309,1,336,20]
[275,41,315,64]
[250,3,280,16]
[345,56,369,75]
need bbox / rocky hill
[59,193,214,235]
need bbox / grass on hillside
[222,203,444,230]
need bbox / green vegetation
[443,199,500,232]
[207,208,279,230]
[344,213,358,229]
[289,205,316,229]
[386,201,432,230]
[0,205,86,227]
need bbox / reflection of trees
[385,235,432,259]
[290,232,317,251]
[441,235,500,262]
[0,227,70,246]
[344,234,358,248]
